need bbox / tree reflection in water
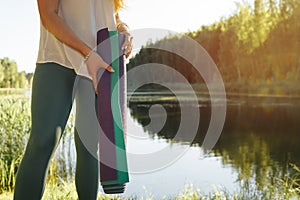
[128,90,300,194]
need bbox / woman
[13,0,133,199]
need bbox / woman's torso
[37,0,117,77]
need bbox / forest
[1,0,299,95]
[127,0,300,95]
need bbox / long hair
[112,0,125,12]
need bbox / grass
[0,172,132,200]
[1,178,299,200]
[1,163,299,199]
[0,97,31,192]
[0,94,75,193]
[0,178,130,200]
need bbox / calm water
[124,93,299,199]
[54,92,300,199]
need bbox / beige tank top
[36,0,117,79]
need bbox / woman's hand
[115,13,133,58]
[85,51,115,93]
[120,30,133,58]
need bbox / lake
[54,91,300,199]
[118,95,300,199]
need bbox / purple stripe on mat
[97,28,118,181]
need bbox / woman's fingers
[91,66,114,95]
[87,29,133,94]
[86,51,115,72]
[121,33,130,49]
[85,51,116,93]
[125,36,133,58]
[105,65,115,72]
[121,32,133,57]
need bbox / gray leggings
[14,62,100,200]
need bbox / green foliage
[0,97,31,192]
[0,93,76,193]
[127,0,300,94]
[0,57,32,89]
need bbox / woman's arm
[38,0,91,57]
[37,0,114,93]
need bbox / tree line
[127,0,300,94]
[0,58,33,89]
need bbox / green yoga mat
[96,28,129,194]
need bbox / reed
[0,97,30,192]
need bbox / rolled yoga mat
[95,28,129,194]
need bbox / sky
[0,0,248,73]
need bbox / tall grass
[0,94,75,193]
[1,176,299,200]
[0,97,30,192]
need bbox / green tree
[16,71,27,88]
[0,58,18,88]
[0,58,31,88]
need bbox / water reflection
[53,90,300,198]
[128,91,300,196]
